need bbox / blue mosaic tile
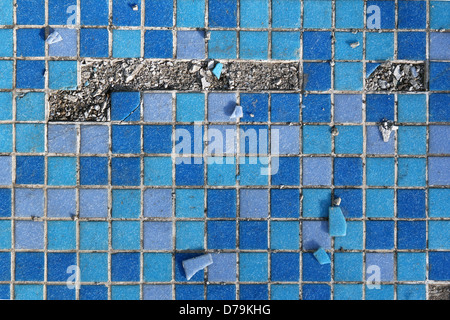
[1,0,448,301]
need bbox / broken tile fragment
[46,31,63,45]
[329,206,347,237]
[313,247,331,265]
[182,254,213,281]
[366,63,381,78]
[230,105,243,120]
[379,120,398,143]
[212,63,223,80]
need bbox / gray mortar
[428,284,450,300]
[48,59,301,121]
[366,62,426,92]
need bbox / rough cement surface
[366,62,426,92]
[48,59,301,121]
[429,284,450,300]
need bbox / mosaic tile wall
[0,0,449,300]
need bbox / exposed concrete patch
[366,62,426,92]
[48,59,301,121]
[429,284,450,300]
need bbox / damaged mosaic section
[366,62,426,92]
[48,59,301,121]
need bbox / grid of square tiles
[1,90,449,300]
[0,0,449,300]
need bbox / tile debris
[366,62,425,91]
[182,254,213,281]
[379,119,398,142]
[313,247,331,265]
[230,105,243,120]
[46,31,63,44]
[329,206,347,237]
[350,41,360,48]
[212,63,224,80]
[333,197,342,207]
[48,59,301,121]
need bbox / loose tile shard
[182,254,213,281]
[313,248,331,265]
[212,63,223,80]
[230,105,243,120]
[48,59,301,121]
[329,207,347,237]
[379,120,398,142]
[46,31,63,44]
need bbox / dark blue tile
[366,94,395,122]
[175,125,204,155]
[0,253,10,281]
[146,0,173,27]
[16,29,45,57]
[207,220,236,249]
[145,30,173,58]
[240,284,268,300]
[112,125,141,154]
[111,253,140,282]
[17,0,45,25]
[302,284,331,300]
[398,221,426,250]
[81,0,109,25]
[80,285,108,300]
[144,125,172,154]
[334,157,363,186]
[47,286,76,300]
[429,252,450,280]
[398,0,426,29]
[430,94,450,122]
[176,284,204,300]
[303,62,331,91]
[240,93,268,122]
[16,156,45,185]
[80,157,108,185]
[0,189,11,217]
[240,125,268,154]
[334,189,363,218]
[302,252,331,282]
[208,0,237,27]
[397,189,426,218]
[49,0,76,25]
[80,28,109,57]
[302,94,331,123]
[271,253,299,282]
[367,1,395,29]
[175,253,204,282]
[15,252,44,281]
[366,220,395,250]
[207,285,236,300]
[0,285,9,300]
[303,31,332,60]
[430,62,450,91]
[271,157,300,186]
[207,189,236,218]
[47,253,76,282]
[175,159,204,186]
[111,92,141,121]
[239,221,268,250]
[271,93,300,122]
[271,189,300,218]
[398,32,426,60]
[111,157,141,186]
[113,0,141,26]
[16,60,45,89]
